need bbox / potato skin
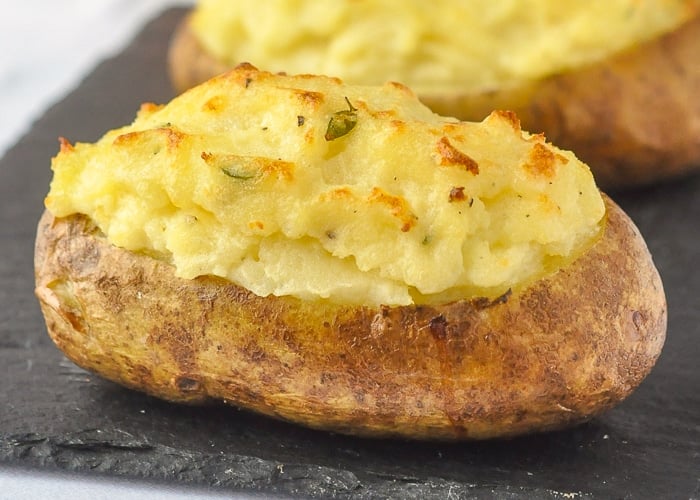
[168,14,700,189]
[34,196,665,440]
[168,14,230,96]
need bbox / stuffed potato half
[34,196,665,440]
[35,65,666,440]
[168,1,700,188]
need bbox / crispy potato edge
[34,195,666,440]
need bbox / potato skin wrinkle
[34,195,666,440]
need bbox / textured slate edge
[1,430,596,500]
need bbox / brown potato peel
[34,195,666,440]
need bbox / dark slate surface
[1,8,698,499]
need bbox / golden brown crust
[168,13,700,189]
[34,195,666,440]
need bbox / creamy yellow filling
[190,0,698,94]
[46,66,605,306]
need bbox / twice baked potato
[168,0,700,188]
[35,65,666,440]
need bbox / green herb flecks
[201,151,258,181]
[325,97,358,141]
[220,166,257,180]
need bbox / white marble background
[0,0,194,158]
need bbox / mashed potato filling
[46,66,604,306]
[190,0,698,94]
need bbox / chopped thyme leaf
[297,115,305,126]
[220,166,256,180]
[203,151,259,180]
[325,97,358,141]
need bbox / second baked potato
[168,0,700,188]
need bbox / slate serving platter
[1,8,698,499]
